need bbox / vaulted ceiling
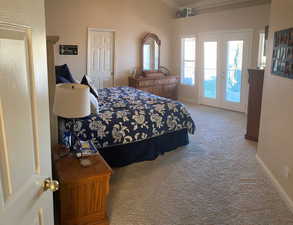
[163,0,271,9]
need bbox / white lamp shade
[53,84,91,118]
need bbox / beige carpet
[108,105,293,225]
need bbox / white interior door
[199,31,252,112]
[87,29,115,89]
[0,1,55,224]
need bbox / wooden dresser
[129,75,179,100]
[53,146,112,225]
[245,69,265,142]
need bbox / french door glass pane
[184,38,195,61]
[204,41,217,99]
[183,61,195,85]
[225,40,243,103]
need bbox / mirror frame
[141,33,161,74]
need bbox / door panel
[0,0,54,223]
[203,41,218,99]
[199,34,221,108]
[221,31,252,112]
[0,31,36,199]
[87,29,114,89]
[225,40,244,103]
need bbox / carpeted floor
[108,104,293,225]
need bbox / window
[258,32,267,68]
[181,37,196,85]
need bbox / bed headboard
[46,36,59,147]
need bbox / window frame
[180,36,196,86]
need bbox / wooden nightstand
[52,145,112,225]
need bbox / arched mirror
[142,33,161,73]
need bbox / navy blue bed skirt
[99,129,189,167]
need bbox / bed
[60,86,195,167]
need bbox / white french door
[199,31,252,112]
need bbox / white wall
[257,0,293,205]
[172,4,271,103]
[45,0,174,85]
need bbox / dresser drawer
[157,77,178,85]
[138,80,156,87]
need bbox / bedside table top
[53,145,112,183]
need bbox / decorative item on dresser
[129,32,179,100]
[245,69,265,142]
[52,145,112,225]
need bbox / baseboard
[256,154,293,214]
[178,97,198,105]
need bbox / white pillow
[90,93,99,114]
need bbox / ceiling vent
[176,8,196,18]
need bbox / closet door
[87,29,115,89]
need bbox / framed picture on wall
[271,28,293,79]
[59,45,78,55]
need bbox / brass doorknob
[43,178,59,192]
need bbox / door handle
[43,178,59,192]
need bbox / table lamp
[53,83,91,151]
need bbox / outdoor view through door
[226,40,244,103]
[204,41,217,99]
[200,31,251,112]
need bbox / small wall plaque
[271,28,293,79]
[59,45,78,55]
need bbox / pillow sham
[81,75,98,99]
[56,76,71,84]
[55,64,76,83]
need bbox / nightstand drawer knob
[43,178,59,192]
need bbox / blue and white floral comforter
[61,86,195,149]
